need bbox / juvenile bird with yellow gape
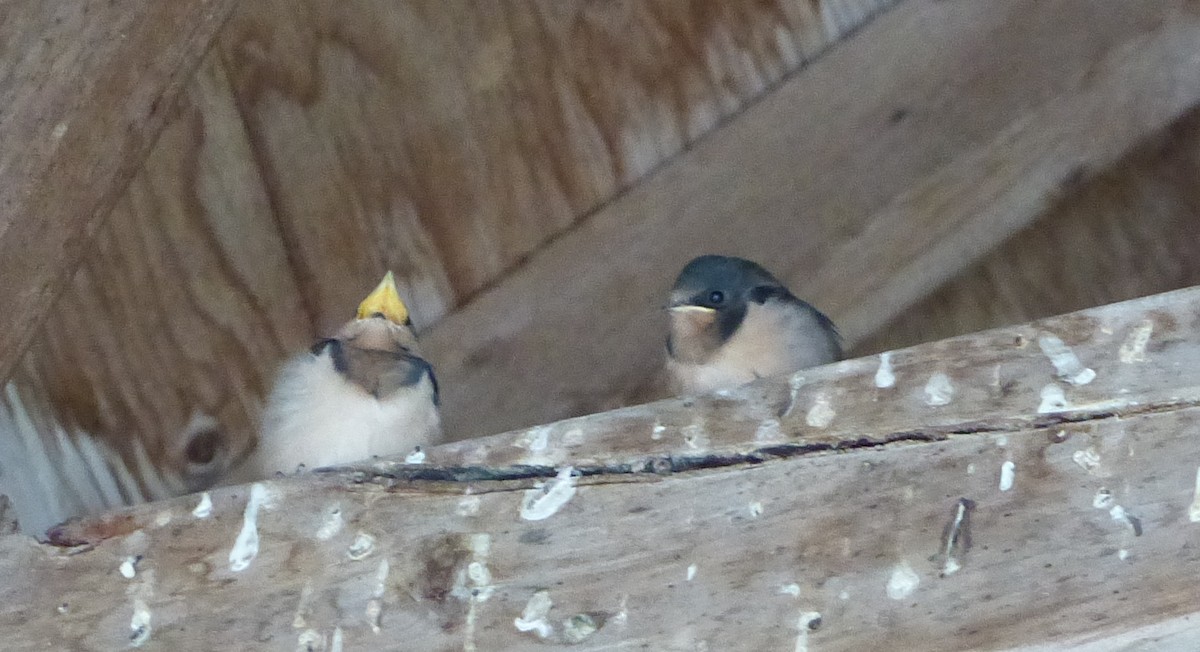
[232,272,442,482]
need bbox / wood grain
[214,0,897,331]
[7,1,896,500]
[0,0,239,385]
[422,0,1200,438]
[7,287,1200,650]
[856,108,1200,356]
[12,53,310,497]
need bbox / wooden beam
[421,0,1200,438]
[855,109,1200,356]
[7,287,1200,649]
[808,8,1200,344]
[0,0,239,384]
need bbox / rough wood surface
[4,287,1200,651]
[215,0,898,322]
[0,0,239,385]
[7,0,896,494]
[12,53,310,496]
[424,0,1200,438]
[856,108,1200,357]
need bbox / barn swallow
[238,272,442,480]
[665,255,843,396]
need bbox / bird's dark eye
[708,290,725,305]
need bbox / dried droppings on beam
[937,498,975,577]
[9,406,1200,648]
[1188,467,1200,523]
[8,288,1200,649]
[519,467,579,521]
[1119,319,1155,363]
[227,483,268,572]
[1038,334,1097,386]
[874,352,896,388]
[886,561,920,600]
[191,492,213,518]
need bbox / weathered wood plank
[856,108,1200,356]
[12,51,309,500]
[6,0,896,502]
[0,0,239,385]
[5,288,1200,650]
[423,0,1200,438]
[801,10,1200,344]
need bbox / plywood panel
[214,0,896,332]
[12,52,306,496]
[7,287,1200,650]
[0,0,239,385]
[856,109,1200,355]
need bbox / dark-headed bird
[665,255,843,396]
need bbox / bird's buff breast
[668,301,828,395]
[252,355,442,477]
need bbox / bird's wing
[750,284,844,359]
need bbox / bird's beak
[356,271,410,325]
[668,304,716,314]
[667,293,717,314]
[667,301,717,330]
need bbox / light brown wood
[423,0,1200,438]
[6,287,1200,650]
[0,0,239,385]
[8,0,896,496]
[12,52,308,498]
[856,109,1200,356]
[801,10,1200,345]
[213,0,897,332]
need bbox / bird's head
[667,255,785,344]
[332,270,421,355]
[307,271,429,399]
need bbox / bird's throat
[668,307,723,364]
